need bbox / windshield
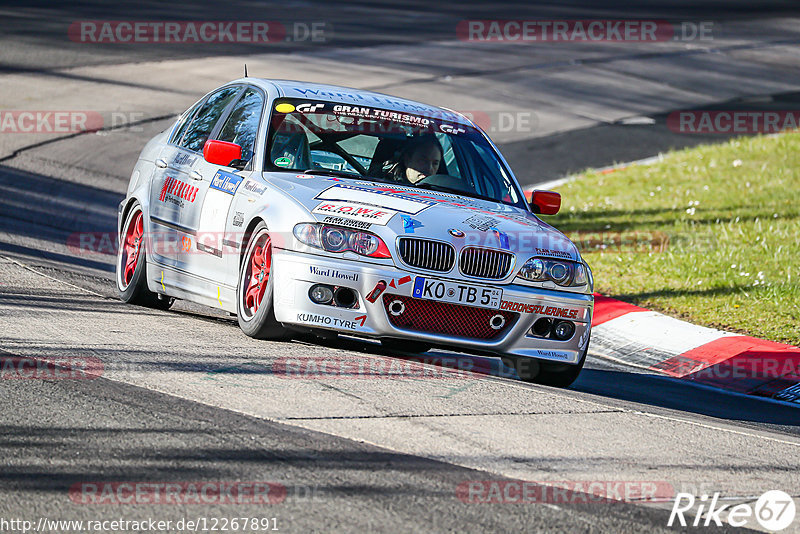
[265,99,527,209]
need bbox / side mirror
[528,190,561,215]
[203,139,243,168]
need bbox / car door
[149,86,241,271]
[147,101,204,268]
[178,86,265,287]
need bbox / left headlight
[517,257,592,289]
[293,223,392,258]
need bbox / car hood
[264,172,581,262]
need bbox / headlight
[294,223,391,258]
[516,257,590,287]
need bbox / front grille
[460,247,514,279]
[382,294,518,340]
[398,238,455,272]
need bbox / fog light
[309,284,334,304]
[333,287,358,308]
[553,320,575,341]
[531,318,552,337]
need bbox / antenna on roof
[244,64,248,77]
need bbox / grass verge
[550,132,800,345]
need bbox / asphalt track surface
[1,2,799,533]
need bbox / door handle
[189,170,203,181]
[155,158,167,169]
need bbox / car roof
[229,78,473,126]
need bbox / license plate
[412,277,502,309]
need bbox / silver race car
[117,78,594,387]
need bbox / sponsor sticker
[491,228,510,249]
[274,156,292,167]
[309,266,359,282]
[243,180,267,195]
[275,103,295,113]
[464,214,500,231]
[172,153,197,166]
[401,215,423,233]
[535,247,573,260]
[320,215,372,230]
[158,176,198,207]
[312,201,396,225]
[535,350,572,361]
[209,170,244,195]
[315,184,436,215]
[232,211,244,227]
[295,313,367,330]
[500,301,581,319]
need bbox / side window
[216,88,264,162]
[178,86,240,152]
[170,102,202,145]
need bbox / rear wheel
[236,223,288,339]
[116,202,172,309]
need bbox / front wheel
[116,202,172,310]
[236,223,288,339]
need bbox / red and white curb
[591,295,800,405]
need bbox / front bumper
[271,249,593,364]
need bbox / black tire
[116,202,173,310]
[236,222,288,339]
[509,335,590,388]
[380,338,432,353]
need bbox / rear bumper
[271,249,593,364]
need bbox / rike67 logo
[669,490,796,531]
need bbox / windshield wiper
[304,169,404,185]
[302,169,364,179]
[414,182,499,204]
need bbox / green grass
[550,133,800,345]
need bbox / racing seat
[270,132,312,169]
[368,137,404,177]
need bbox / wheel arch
[239,216,268,269]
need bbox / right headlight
[516,257,591,288]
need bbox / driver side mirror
[203,139,244,169]
[528,190,561,215]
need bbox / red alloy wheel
[243,233,272,315]
[121,210,143,288]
